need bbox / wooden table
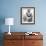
[4,32,43,46]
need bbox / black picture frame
[20,7,35,24]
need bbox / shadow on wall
[0,16,5,46]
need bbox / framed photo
[21,7,35,24]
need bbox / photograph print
[21,7,35,24]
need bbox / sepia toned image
[21,7,35,24]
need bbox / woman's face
[28,9,30,13]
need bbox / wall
[0,0,46,46]
[0,0,46,32]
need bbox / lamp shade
[5,18,14,25]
